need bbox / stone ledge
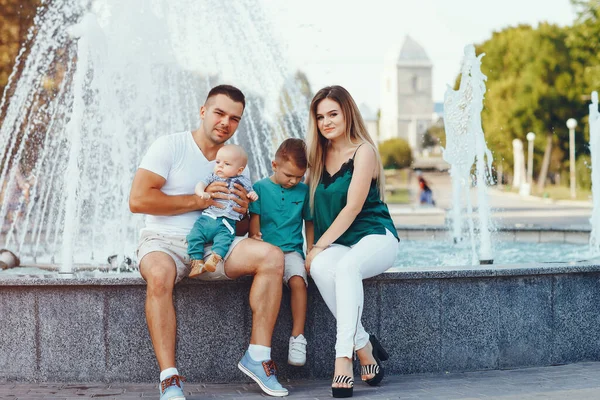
[396,224,592,232]
[396,225,591,243]
[3,264,600,383]
[3,262,600,286]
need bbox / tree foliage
[423,118,445,148]
[576,154,592,190]
[379,138,413,169]
[0,0,40,94]
[477,23,581,177]
[455,0,600,181]
[568,0,600,107]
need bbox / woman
[305,86,399,398]
[418,176,435,206]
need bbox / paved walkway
[393,171,594,229]
[389,188,593,229]
[4,362,600,399]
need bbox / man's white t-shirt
[138,131,248,236]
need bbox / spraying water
[589,91,600,254]
[0,0,308,271]
[442,44,494,265]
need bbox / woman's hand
[305,246,324,275]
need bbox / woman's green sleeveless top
[313,156,399,247]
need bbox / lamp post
[526,132,536,186]
[567,118,578,199]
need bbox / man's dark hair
[205,84,246,109]
[275,138,308,170]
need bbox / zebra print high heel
[331,375,354,398]
[361,335,389,386]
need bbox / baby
[187,144,257,277]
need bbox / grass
[385,188,411,204]
[383,168,593,203]
[534,185,591,201]
[384,168,411,204]
[504,184,592,201]
[384,168,410,186]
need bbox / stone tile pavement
[3,362,600,399]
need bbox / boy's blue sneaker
[159,374,186,400]
[238,351,289,397]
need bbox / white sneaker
[288,334,307,366]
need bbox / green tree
[567,0,600,114]
[0,0,40,95]
[474,23,582,182]
[576,154,592,190]
[423,118,446,148]
[379,138,413,169]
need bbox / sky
[262,0,577,111]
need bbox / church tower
[379,36,433,152]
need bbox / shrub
[378,138,413,169]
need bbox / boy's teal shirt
[249,178,312,258]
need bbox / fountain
[0,0,308,272]
[0,4,589,275]
[589,91,600,255]
[442,44,494,265]
[2,0,600,386]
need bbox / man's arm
[129,168,210,216]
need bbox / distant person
[1,167,34,234]
[249,138,313,367]
[418,176,435,206]
[305,85,399,398]
[187,144,258,277]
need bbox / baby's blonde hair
[218,144,248,168]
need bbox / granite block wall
[2,264,600,382]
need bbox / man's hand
[230,183,249,215]
[191,194,212,210]
[204,181,230,209]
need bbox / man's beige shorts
[136,229,245,283]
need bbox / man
[129,85,288,399]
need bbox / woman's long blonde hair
[306,85,385,211]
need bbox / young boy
[187,144,258,277]
[249,138,313,366]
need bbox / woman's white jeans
[310,228,398,359]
